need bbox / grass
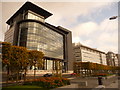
[3,85,42,88]
[2,85,49,90]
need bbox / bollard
[98,76,103,85]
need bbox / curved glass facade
[19,21,64,59]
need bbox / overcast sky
[0,0,119,53]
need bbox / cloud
[98,32,118,44]
[97,31,118,52]
[72,17,118,38]
[42,2,118,54]
[0,2,3,41]
[2,2,113,35]
[42,2,118,53]
[98,44,118,53]
[1,0,119,2]
[72,17,118,53]
[72,37,81,43]
[37,2,112,26]
[99,18,118,32]
[72,21,98,37]
[1,2,118,53]
[81,40,93,46]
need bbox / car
[43,73,52,77]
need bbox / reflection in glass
[19,22,64,59]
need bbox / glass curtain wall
[19,22,64,59]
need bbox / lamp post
[109,16,118,20]
[109,15,120,77]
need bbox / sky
[0,0,119,53]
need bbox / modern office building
[73,43,107,65]
[114,54,119,66]
[106,52,119,66]
[116,54,120,66]
[4,2,73,72]
[117,54,120,64]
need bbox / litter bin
[98,76,103,85]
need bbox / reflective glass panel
[19,22,64,59]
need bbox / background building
[116,54,120,66]
[106,52,119,66]
[73,43,107,65]
[4,2,73,72]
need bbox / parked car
[43,73,52,77]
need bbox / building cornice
[6,1,53,25]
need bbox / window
[19,22,64,59]
[25,11,44,22]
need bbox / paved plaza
[70,76,119,88]
[54,75,120,89]
[1,73,120,89]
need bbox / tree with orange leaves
[1,42,12,85]
[10,46,28,83]
[28,50,44,80]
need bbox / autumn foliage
[28,50,44,80]
[2,42,11,67]
[73,62,120,77]
[74,62,120,71]
[1,42,44,83]
[24,77,70,89]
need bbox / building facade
[116,54,120,66]
[4,2,73,72]
[73,43,107,65]
[106,52,119,66]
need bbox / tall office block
[5,2,73,72]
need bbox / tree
[53,60,62,77]
[28,50,44,80]
[10,46,28,83]
[2,42,11,68]
[1,42,12,85]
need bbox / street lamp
[109,16,118,20]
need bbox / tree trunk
[34,65,36,80]
[24,68,27,82]
[6,66,9,86]
[16,71,19,84]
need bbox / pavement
[1,72,120,89]
[58,75,119,89]
[105,80,118,88]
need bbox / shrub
[92,73,108,77]
[71,73,80,77]
[24,77,70,89]
[71,73,77,76]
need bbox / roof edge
[6,1,53,25]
